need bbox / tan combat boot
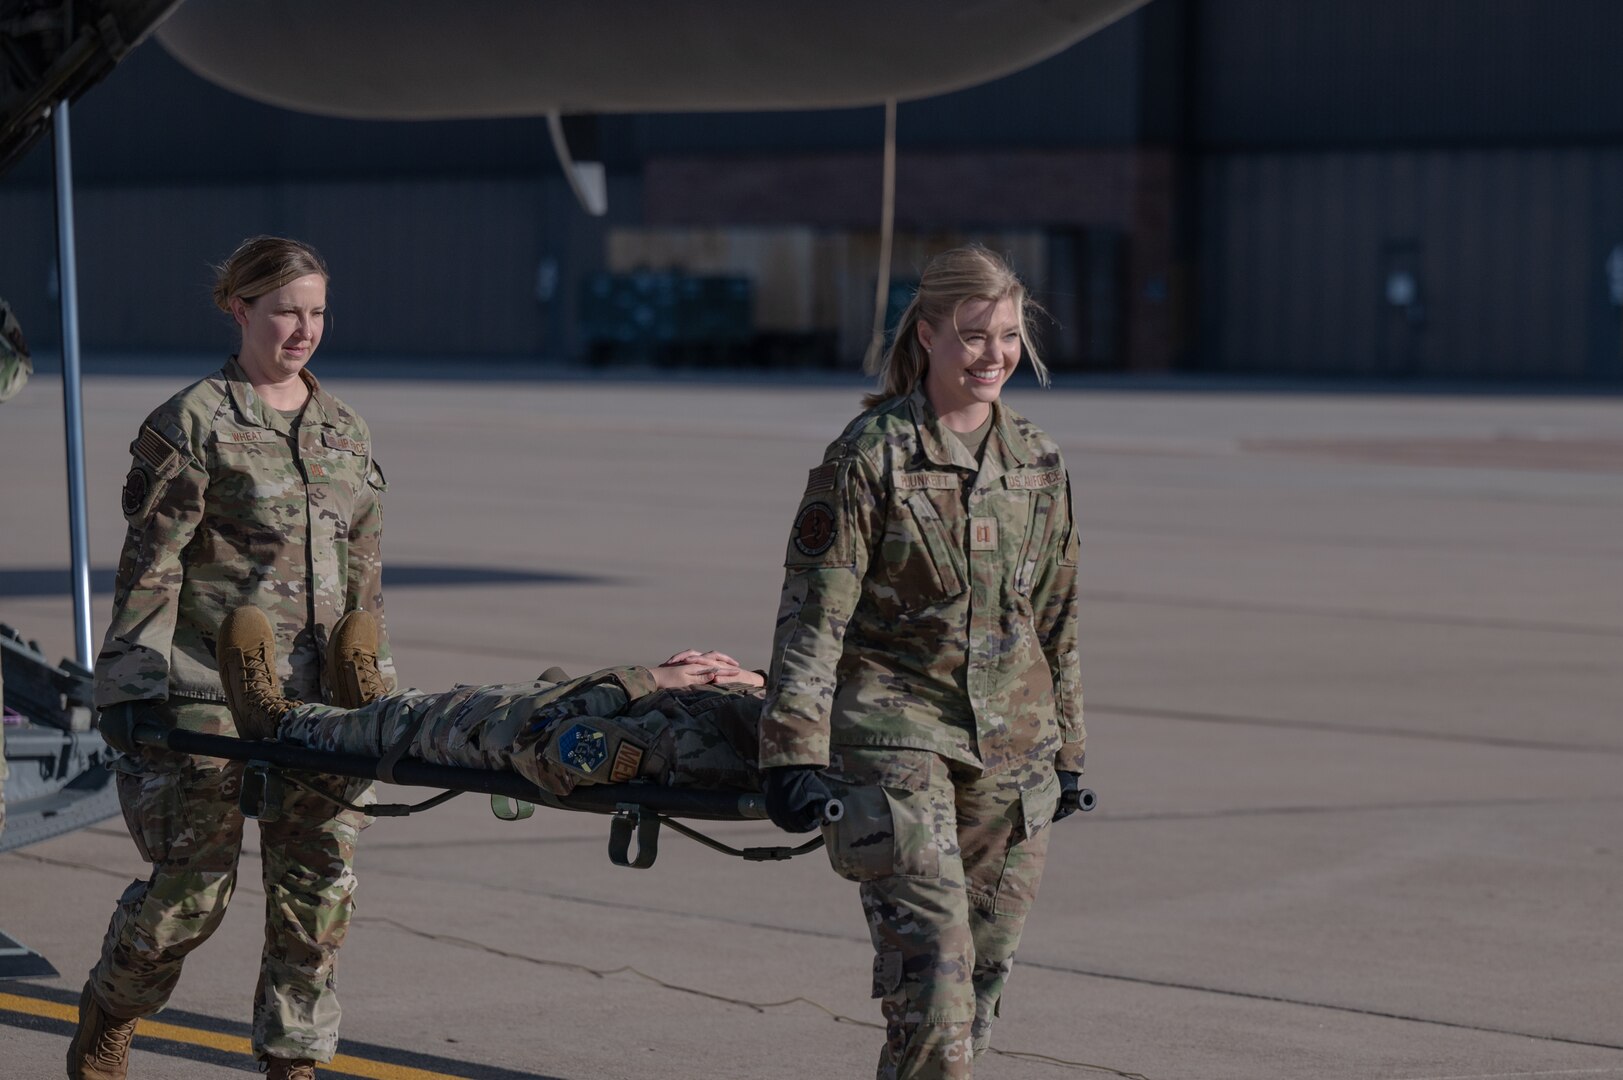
[217,605,302,740]
[263,1058,317,1079]
[66,982,138,1080]
[325,609,386,708]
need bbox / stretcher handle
[1060,786,1097,815]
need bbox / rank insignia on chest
[304,460,333,483]
[792,501,837,557]
[558,723,609,775]
[970,516,999,551]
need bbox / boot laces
[353,650,387,701]
[90,1011,137,1066]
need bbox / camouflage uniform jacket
[0,299,31,403]
[95,357,394,709]
[760,389,1083,776]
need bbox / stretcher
[130,719,826,869]
[129,721,1093,870]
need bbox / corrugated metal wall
[0,176,640,357]
[1197,148,1623,379]
[1196,0,1623,146]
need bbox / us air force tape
[792,501,837,557]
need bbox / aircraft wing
[156,0,1149,119]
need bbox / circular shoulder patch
[121,466,151,517]
[792,501,837,557]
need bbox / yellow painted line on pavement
[0,991,470,1080]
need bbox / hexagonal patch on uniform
[558,723,608,775]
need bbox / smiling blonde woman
[761,245,1086,1079]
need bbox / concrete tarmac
[2,370,1620,1079]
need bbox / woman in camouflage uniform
[759,247,1086,1080]
[70,237,393,1080]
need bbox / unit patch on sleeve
[558,723,609,775]
[120,467,151,517]
[792,501,837,557]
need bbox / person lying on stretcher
[215,605,766,800]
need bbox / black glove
[96,700,163,755]
[763,765,834,834]
[1054,771,1088,822]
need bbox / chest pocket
[1013,492,1056,596]
[877,490,967,612]
[211,428,295,513]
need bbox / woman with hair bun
[761,245,1086,1079]
[70,236,393,1080]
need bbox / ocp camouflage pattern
[762,389,1081,1077]
[760,388,1084,775]
[0,297,31,404]
[95,357,395,714]
[87,699,371,1063]
[819,743,1058,1078]
[276,666,767,796]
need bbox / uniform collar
[907,387,1032,472]
[223,355,333,433]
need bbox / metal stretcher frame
[129,721,819,870]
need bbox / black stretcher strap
[275,771,462,817]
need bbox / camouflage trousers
[88,699,371,1063]
[821,746,1059,1080]
[278,679,761,797]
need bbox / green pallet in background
[581,271,754,350]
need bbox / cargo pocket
[823,748,942,882]
[1054,648,1083,721]
[114,758,189,865]
[823,785,896,882]
[880,493,966,613]
[872,949,905,998]
[1013,493,1055,596]
[992,767,1060,918]
[824,786,945,881]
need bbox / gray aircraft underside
[1,0,1146,171]
[154,0,1149,118]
